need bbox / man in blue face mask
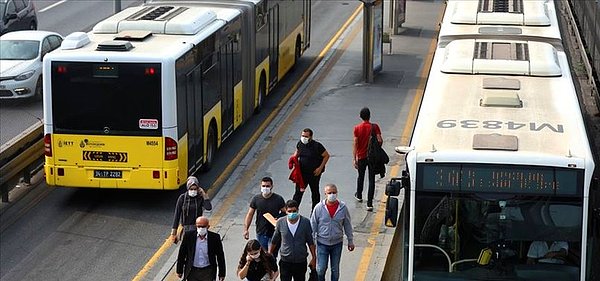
[270,200,316,281]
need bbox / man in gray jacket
[270,200,316,281]
[310,184,354,281]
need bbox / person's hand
[219,277,225,281]
[309,257,316,269]
[353,159,358,169]
[348,244,355,251]
[243,229,249,240]
[246,253,254,263]
[177,273,182,278]
[171,234,178,244]
[314,167,322,176]
[198,188,207,197]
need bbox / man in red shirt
[353,107,382,211]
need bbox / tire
[33,76,42,102]
[254,76,266,114]
[293,38,301,68]
[201,124,217,172]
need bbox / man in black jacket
[177,216,226,281]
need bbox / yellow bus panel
[234,81,243,129]
[278,23,304,79]
[44,134,179,190]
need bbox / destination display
[416,163,582,196]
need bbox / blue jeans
[257,233,272,251]
[316,242,343,281]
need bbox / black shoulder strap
[370,123,376,137]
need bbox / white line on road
[38,0,67,13]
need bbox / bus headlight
[14,70,36,81]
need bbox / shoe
[354,193,363,202]
[366,205,374,211]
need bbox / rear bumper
[44,164,181,190]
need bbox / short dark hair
[360,107,371,121]
[261,177,273,185]
[285,199,299,209]
[302,128,313,137]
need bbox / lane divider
[131,5,364,281]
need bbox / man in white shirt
[527,241,568,264]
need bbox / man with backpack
[352,107,383,211]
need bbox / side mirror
[385,197,399,227]
[385,178,401,196]
[6,13,17,22]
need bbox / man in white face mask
[289,128,330,211]
[310,184,354,281]
[177,216,226,281]
[243,177,286,252]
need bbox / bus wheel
[293,37,301,68]
[254,76,266,114]
[202,125,217,172]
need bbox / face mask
[249,252,260,259]
[197,227,207,236]
[300,136,309,144]
[261,187,271,196]
[326,193,337,202]
[188,190,198,197]
[287,212,299,220]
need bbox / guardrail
[0,122,44,203]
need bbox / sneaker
[354,193,363,202]
[366,205,374,211]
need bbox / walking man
[310,184,354,281]
[291,128,330,209]
[177,216,226,281]
[243,176,286,251]
[270,200,317,281]
[353,107,383,211]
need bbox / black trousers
[292,171,321,210]
[186,266,213,281]
[279,260,307,281]
[356,158,375,206]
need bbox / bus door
[186,66,204,172]
[303,0,311,50]
[268,3,279,86]
[220,40,234,138]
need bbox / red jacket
[288,155,306,191]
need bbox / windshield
[412,192,582,281]
[50,62,162,136]
[0,40,39,60]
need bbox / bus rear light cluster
[44,134,52,156]
[165,137,178,160]
[153,170,160,179]
[57,168,64,176]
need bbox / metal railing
[0,122,44,203]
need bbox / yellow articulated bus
[43,0,311,189]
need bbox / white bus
[388,1,596,280]
[43,0,311,190]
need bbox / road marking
[38,0,67,13]
[131,5,364,281]
[355,165,399,281]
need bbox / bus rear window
[51,62,162,136]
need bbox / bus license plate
[94,170,122,178]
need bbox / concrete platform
[152,1,444,280]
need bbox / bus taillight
[145,67,156,75]
[44,134,52,156]
[165,137,177,160]
[57,66,67,74]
